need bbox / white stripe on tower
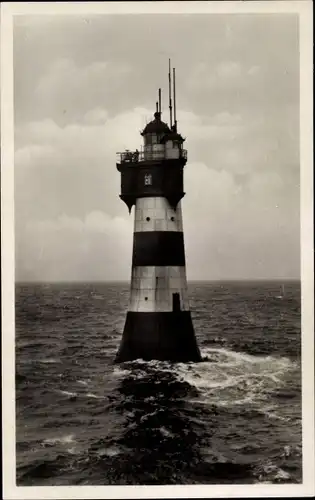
[134,197,183,233]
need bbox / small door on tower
[172,292,181,312]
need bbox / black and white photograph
[1,1,314,498]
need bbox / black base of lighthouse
[115,311,202,363]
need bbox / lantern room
[116,60,188,212]
[141,109,185,162]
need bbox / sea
[15,281,302,486]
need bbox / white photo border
[1,1,314,498]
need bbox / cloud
[217,61,242,79]
[187,60,261,92]
[14,98,299,281]
[15,112,138,225]
[15,157,300,282]
[14,105,254,238]
[180,110,245,142]
[36,58,130,98]
[13,14,300,281]
[183,162,299,280]
[248,65,261,76]
[29,57,132,124]
[16,211,133,282]
[84,108,109,125]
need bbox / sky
[14,13,300,282]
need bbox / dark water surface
[16,281,301,485]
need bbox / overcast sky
[14,13,300,282]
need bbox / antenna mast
[173,67,177,131]
[158,88,162,114]
[168,59,173,128]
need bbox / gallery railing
[116,149,187,164]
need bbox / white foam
[97,446,121,457]
[58,390,78,397]
[261,410,289,422]
[77,380,88,386]
[282,445,292,457]
[216,395,255,407]
[140,410,159,422]
[256,460,292,482]
[92,294,104,300]
[66,447,78,455]
[178,371,240,391]
[264,373,281,383]
[204,347,292,369]
[85,392,103,399]
[173,347,298,410]
[39,358,60,364]
[112,367,132,378]
[274,468,291,481]
[159,426,175,438]
[43,434,75,446]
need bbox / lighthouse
[115,62,201,363]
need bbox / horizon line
[15,278,301,284]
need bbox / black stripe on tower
[132,231,185,267]
[115,311,201,363]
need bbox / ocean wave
[175,348,296,402]
[77,379,88,386]
[112,367,132,378]
[254,460,292,483]
[57,390,78,397]
[116,347,299,425]
[85,392,103,399]
[17,454,70,484]
[91,294,105,300]
[39,358,61,364]
[97,446,121,457]
[43,434,75,446]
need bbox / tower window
[144,174,152,186]
[145,297,148,301]
[146,217,150,222]
[171,216,175,221]
[145,135,152,145]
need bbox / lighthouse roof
[141,111,171,136]
[160,128,185,144]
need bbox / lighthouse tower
[115,62,201,363]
